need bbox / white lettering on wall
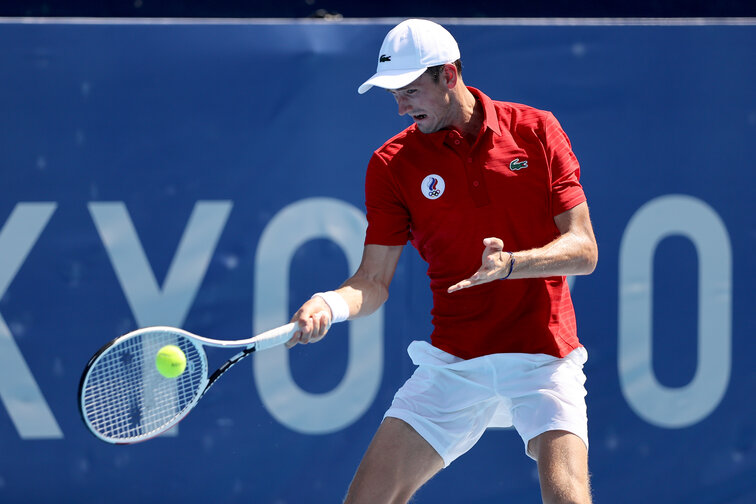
[619,195,732,428]
[253,198,383,434]
[0,203,63,439]
[89,201,232,327]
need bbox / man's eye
[406,89,417,95]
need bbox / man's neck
[452,85,484,144]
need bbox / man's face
[388,71,453,134]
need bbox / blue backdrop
[0,18,754,503]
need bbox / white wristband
[312,291,350,324]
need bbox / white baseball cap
[358,19,460,95]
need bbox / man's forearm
[509,231,598,279]
[334,276,390,320]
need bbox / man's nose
[396,96,411,116]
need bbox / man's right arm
[287,243,404,347]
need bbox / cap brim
[357,68,428,95]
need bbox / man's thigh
[345,417,444,504]
[508,347,589,459]
[529,430,592,504]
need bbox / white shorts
[384,340,589,467]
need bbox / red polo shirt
[364,87,586,359]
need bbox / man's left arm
[447,202,598,293]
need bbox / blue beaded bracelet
[501,252,515,280]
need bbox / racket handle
[254,311,333,351]
[253,322,297,351]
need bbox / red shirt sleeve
[364,152,411,246]
[542,112,586,216]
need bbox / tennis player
[288,19,598,504]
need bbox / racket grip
[253,322,297,351]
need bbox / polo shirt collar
[468,86,502,137]
[422,86,502,147]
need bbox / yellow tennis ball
[155,345,186,378]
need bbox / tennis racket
[78,322,298,444]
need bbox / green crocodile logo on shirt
[509,158,528,171]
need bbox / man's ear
[442,63,458,89]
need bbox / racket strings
[81,332,207,442]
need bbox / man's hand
[286,296,332,348]
[447,237,513,293]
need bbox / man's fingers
[449,238,508,294]
[310,311,331,343]
[483,237,504,250]
[287,310,332,347]
[285,333,299,349]
[448,280,470,293]
[297,318,316,345]
[448,267,502,293]
[448,274,480,293]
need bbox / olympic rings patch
[421,174,445,200]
